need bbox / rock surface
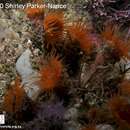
[96,124,114,130]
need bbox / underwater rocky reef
[1,0,130,130]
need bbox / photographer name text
[0,3,67,9]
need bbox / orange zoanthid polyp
[67,22,93,54]
[3,77,25,113]
[39,57,63,91]
[43,12,64,44]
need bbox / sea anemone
[25,7,44,20]
[38,56,63,91]
[3,77,25,113]
[24,101,65,130]
[67,22,94,54]
[43,12,64,47]
[102,25,130,59]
